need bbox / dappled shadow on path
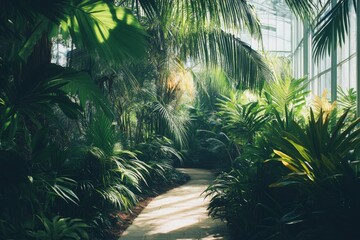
[120,168,230,240]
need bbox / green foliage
[0,0,146,63]
[205,167,264,239]
[0,64,84,141]
[0,137,82,239]
[76,113,151,211]
[264,77,309,116]
[217,98,269,144]
[153,100,190,148]
[195,68,233,110]
[204,75,360,239]
[268,110,360,239]
[284,0,318,21]
[4,0,357,239]
[181,30,272,88]
[122,0,272,88]
[27,216,89,240]
[62,0,146,63]
[313,0,355,58]
[0,0,197,239]
[338,86,357,121]
[271,110,360,185]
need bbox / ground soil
[108,197,154,237]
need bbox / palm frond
[181,30,272,89]
[1,0,70,26]
[86,113,116,155]
[29,0,71,23]
[62,0,147,63]
[128,0,159,19]
[313,0,355,58]
[60,67,114,118]
[264,77,309,115]
[3,64,84,123]
[179,0,261,38]
[97,184,138,210]
[153,101,190,148]
[284,0,318,21]
[337,87,357,112]
[133,0,262,38]
[217,98,269,143]
[194,68,234,109]
[18,19,51,61]
[37,175,79,205]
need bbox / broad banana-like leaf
[62,0,147,63]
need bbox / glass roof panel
[242,0,293,56]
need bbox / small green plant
[27,216,89,240]
[217,98,269,144]
[338,86,357,122]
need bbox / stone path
[120,168,230,240]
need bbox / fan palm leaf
[62,0,147,62]
[1,0,147,63]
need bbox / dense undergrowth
[201,74,360,239]
[0,1,192,239]
[1,1,359,239]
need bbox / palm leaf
[60,68,114,118]
[264,77,309,115]
[86,113,116,155]
[129,0,159,19]
[313,0,355,58]
[1,0,70,25]
[132,0,262,38]
[337,86,357,112]
[194,67,235,110]
[18,19,51,61]
[181,30,272,89]
[4,64,84,122]
[153,101,190,148]
[284,0,318,21]
[62,0,147,63]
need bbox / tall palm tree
[122,0,271,88]
[92,0,271,148]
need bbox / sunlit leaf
[63,0,147,63]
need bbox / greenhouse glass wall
[244,0,293,56]
[248,0,360,116]
[292,1,357,98]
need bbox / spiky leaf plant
[269,110,360,239]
